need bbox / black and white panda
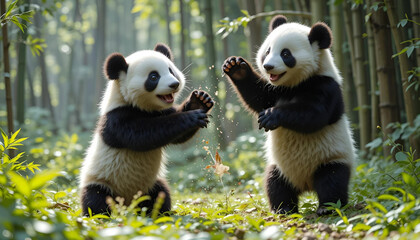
[222,16,355,215]
[80,43,214,216]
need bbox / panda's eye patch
[281,49,291,57]
[145,71,161,92]
[148,71,160,81]
[280,48,296,68]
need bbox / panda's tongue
[158,94,174,103]
[270,74,280,82]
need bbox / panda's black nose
[169,81,180,89]
[263,64,274,71]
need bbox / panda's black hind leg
[265,164,300,214]
[81,184,113,216]
[313,162,351,215]
[140,178,171,215]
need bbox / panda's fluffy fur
[222,16,355,215]
[80,43,214,216]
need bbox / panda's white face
[257,23,319,87]
[119,50,185,111]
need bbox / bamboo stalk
[385,0,420,158]
[1,0,14,135]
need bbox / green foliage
[340,125,420,238]
[0,0,34,31]
[393,14,420,59]
[0,128,63,238]
[217,10,252,39]
[2,126,420,239]
[27,35,47,56]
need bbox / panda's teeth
[158,94,174,103]
[269,72,286,82]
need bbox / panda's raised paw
[258,108,280,131]
[222,56,250,81]
[187,90,214,112]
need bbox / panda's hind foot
[222,56,251,81]
[188,90,214,112]
[316,206,333,216]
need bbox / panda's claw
[187,90,214,112]
[222,56,251,81]
[258,108,281,131]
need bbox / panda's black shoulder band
[104,53,128,80]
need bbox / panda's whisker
[181,62,193,76]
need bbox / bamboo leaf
[392,47,407,58]
[406,45,415,58]
[397,19,408,28]
[29,170,60,190]
[12,137,28,144]
[401,172,416,186]
[5,0,18,18]
[9,172,31,197]
[395,152,408,161]
[240,10,249,17]
[369,201,388,213]
[2,131,9,148]
[154,216,174,224]
[377,194,400,202]
[54,191,67,201]
[216,27,226,35]
[10,129,21,142]
[9,152,24,164]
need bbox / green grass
[1,129,420,239]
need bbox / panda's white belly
[80,133,165,204]
[265,116,355,191]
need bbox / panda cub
[222,16,355,215]
[80,43,214,216]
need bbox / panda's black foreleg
[139,178,171,215]
[265,164,300,214]
[313,162,351,215]
[222,56,278,113]
[81,184,113,216]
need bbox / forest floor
[1,131,420,239]
[169,192,368,240]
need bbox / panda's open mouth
[157,94,174,104]
[269,72,286,82]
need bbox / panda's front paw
[190,109,210,128]
[258,108,281,131]
[187,90,214,112]
[222,56,251,81]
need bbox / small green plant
[341,125,420,238]
[0,128,64,238]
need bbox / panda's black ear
[269,15,287,32]
[103,53,128,80]
[154,43,173,61]
[308,22,332,49]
